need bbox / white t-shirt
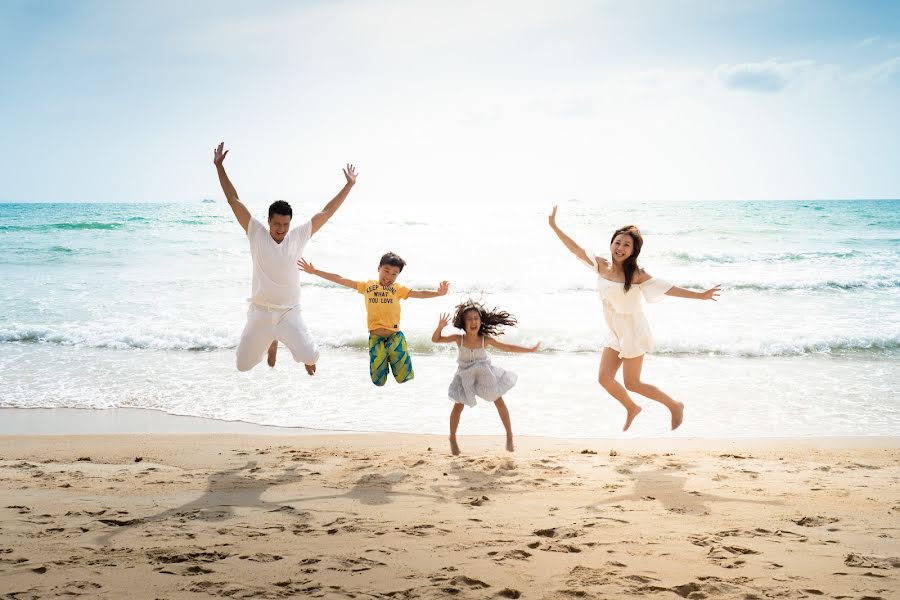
[246,216,312,308]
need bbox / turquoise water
[1,200,898,437]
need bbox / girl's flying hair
[452,299,517,337]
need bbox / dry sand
[1,433,898,599]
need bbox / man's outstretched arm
[214,142,251,232]
[310,164,357,236]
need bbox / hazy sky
[2,0,899,204]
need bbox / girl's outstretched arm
[665,284,722,301]
[297,258,357,290]
[432,313,462,344]
[548,205,595,268]
[486,337,541,353]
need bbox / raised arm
[548,205,594,267]
[213,142,251,233]
[665,284,721,301]
[432,313,462,344]
[310,164,357,236]
[408,281,450,299]
[486,337,541,353]
[297,258,357,289]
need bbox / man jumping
[213,142,356,374]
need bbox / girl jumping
[432,300,540,455]
[548,205,720,432]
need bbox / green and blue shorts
[368,331,414,386]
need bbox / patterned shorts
[368,331,414,386]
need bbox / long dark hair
[452,300,517,337]
[610,225,643,292]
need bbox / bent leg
[494,398,514,452]
[368,334,389,386]
[622,355,683,430]
[598,347,642,431]
[386,332,415,384]
[235,308,274,372]
[275,309,319,375]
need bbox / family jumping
[213,142,721,454]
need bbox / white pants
[236,305,319,372]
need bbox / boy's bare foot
[304,363,316,376]
[267,341,278,367]
[505,437,515,452]
[623,405,642,431]
[449,437,460,456]
[670,401,684,430]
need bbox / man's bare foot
[623,405,642,431]
[505,437,515,452]
[304,363,316,376]
[450,437,460,456]
[670,401,684,430]
[267,341,278,367]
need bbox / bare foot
[304,363,316,376]
[670,401,684,430]
[505,437,515,453]
[623,404,642,431]
[449,437,460,456]
[267,341,278,367]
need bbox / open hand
[297,258,317,275]
[436,281,450,296]
[701,284,722,301]
[343,163,358,186]
[548,205,558,228]
[528,341,542,352]
[437,312,451,330]
[213,142,228,166]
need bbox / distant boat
[201,198,216,203]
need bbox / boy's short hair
[379,252,406,272]
[268,200,292,220]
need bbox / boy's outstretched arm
[486,337,542,353]
[408,280,450,299]
[310,164,357,236]
[665,284,721,300]
[548,205,595,267]
[214,142,251,233]
[432,313,461,344]
[297,258,357,289]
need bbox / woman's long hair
[610,225,643,292]
[452,300,517,337]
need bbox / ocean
[1,199,898,437]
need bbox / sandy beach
[0,413,897,599]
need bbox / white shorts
[236,304,319,372]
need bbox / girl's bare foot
[267,341,278,367]
[505,437,515,452]
[623,405,642,431]
[670,402,684,430]
[449,437,461,456]
[304,363,316,376]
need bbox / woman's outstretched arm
[548,205,595,268]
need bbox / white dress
[583,254,672,359]
[448,336,517,407]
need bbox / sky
[1,0,899,204]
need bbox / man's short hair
[379,252,406,272]
[268,200,292,220]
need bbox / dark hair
[379,252,406,272]
[610,225,643,292]
[452,299,517,337]
[268,200,292,220]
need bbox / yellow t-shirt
[356,280,411,332]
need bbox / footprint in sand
[792,515,840,527]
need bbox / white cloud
[859,56,900,83]
[714,59,819,92]
[856,36,880,48]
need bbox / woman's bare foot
[670,401,684,430]
[623,405,642,431]
[304,363,316,376]
[449,437,461,456]
[267,341,278,367]
[505,437,515,452]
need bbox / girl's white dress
[583,254,672,359]
[448,336,517,407]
